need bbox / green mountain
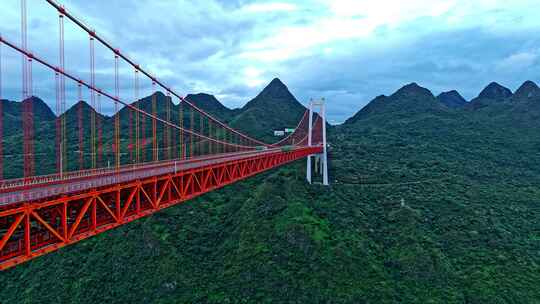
[0,97,57,178]
[122,92,174,119]
[512,80,540,102]
[0,89,256,178]
[231,78,306,142]
[1,96,55,136]
[1,81,540,303]
[332,82,540,303]
[345,82,448,124]
[468,82,513,109]
[437,90,467,108]
[185,93,237,122]
[60,100,110,171]
[0,80,307,179]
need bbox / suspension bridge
[0,0,328,270]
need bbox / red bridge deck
[0,148,303,206]
[0,0,327,272]
[0,146,322,270]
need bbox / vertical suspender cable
[225,130,229,153]
[190,106,194,158]
[136,70,144,163]
[114,53,120,169]
[21,0,27,104]
[227,130,231,153]
[128,71,133,164]
[28,57,34,175]
[21,0,34,178]
[208,120,212,155]
[0,41,3,179]
[152,81,157,162]
[179,99,184,160]
[222,126,225,154]
[134,69,140,163]
[89,35,96,169]
[97,92,102,167]
[206,117,210,154]
[164,91,168,159]
[199,111,203,155]
[61,15,66,175]
[222,129,225,153]
[166,91,171,160]
[218,126,222,154]
[129,98,133,164]
[140,76,146,163]
[222,128,228,153]
[170,95,176,159]
[55,71,61,173]
[58,11,66,176]
[61,14,66,174]
[77,82,83,170]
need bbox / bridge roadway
[0,147,312,206]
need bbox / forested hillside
[230,78,306,143]
[1,80,539,303]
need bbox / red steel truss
[0,146,322,270]
[0,0,327,272]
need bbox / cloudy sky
[1,0,540,123]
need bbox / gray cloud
[1,0,539,124]
[273,26,540,123]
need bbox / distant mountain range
[4,78,539,137]
[2,78,539,168]
[345,80,540,125]
[0,78,307,178]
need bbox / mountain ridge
[185,93,236,122]
[345,82,447,124]
[347,80,540,124]
[513,80,540,102]
[437,90,467,108]
[468,82,513,109]
[231,78,307,142]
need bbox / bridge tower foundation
[306,98,329,186]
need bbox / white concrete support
[306,98,329,186]
[306,100,313,184]
[317,154,323,174]
[321,99,329,186]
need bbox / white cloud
[239,0,540,64]
[324,0,456,21]
[243,67,265,87]
[241,2,297,13]
[1,0,540,121]
[239,0,459,62]
[498,51,539,70]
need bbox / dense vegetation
[1,79,539,303]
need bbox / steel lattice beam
[0,147,321,270]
